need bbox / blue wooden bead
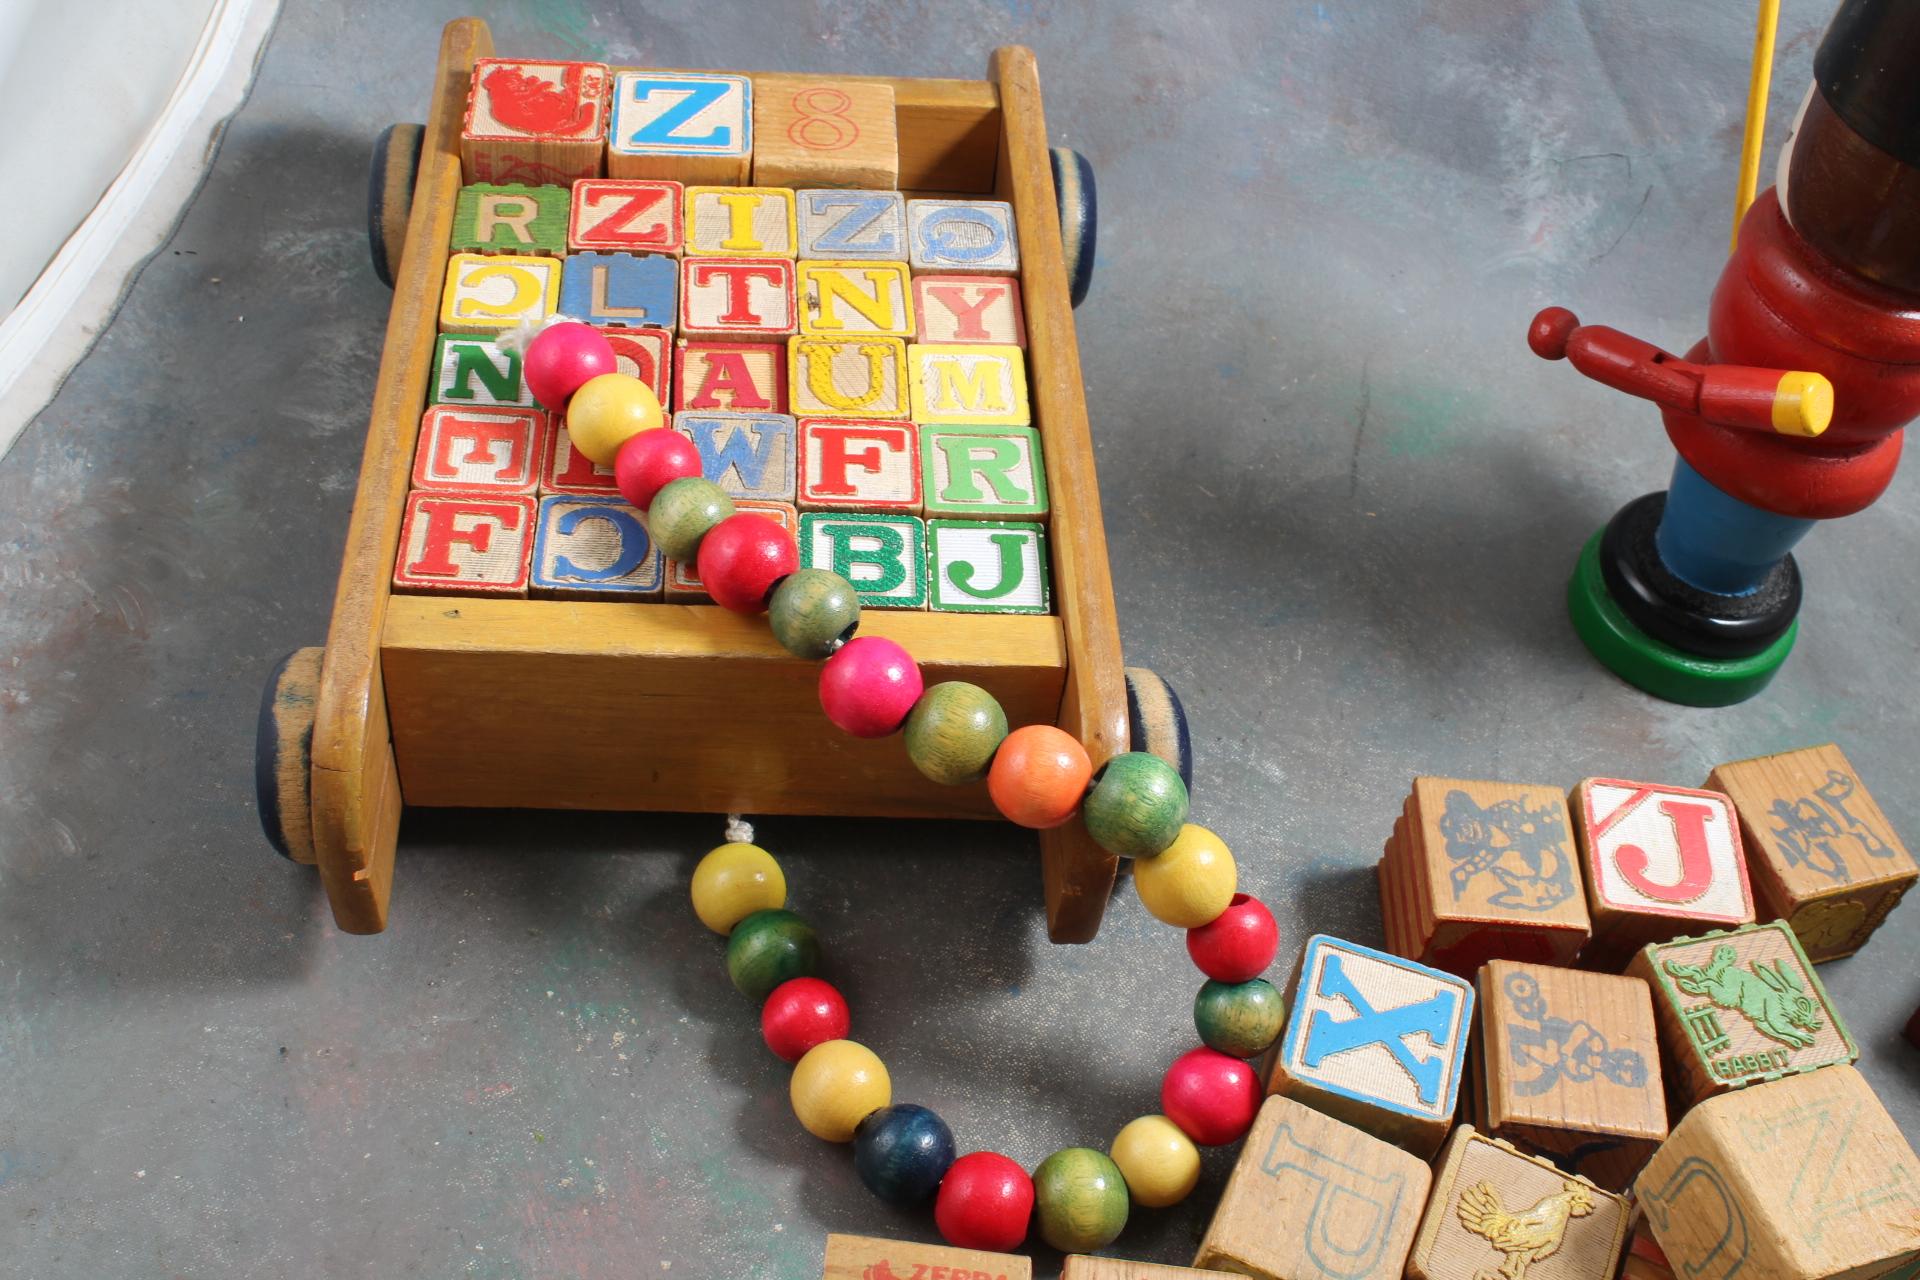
[854,1103,956,1207]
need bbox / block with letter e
[928,520,1049,614]
[676,341,787,413]
[412,406,548,494]
[530,495,662,598]
[797,418,917,512]
[608,72,750,184]
[568,178,683,254]
[559,251,677,330]
[799,512,926,610]
[677,411,796,502]
[542,421,621,496]
[921,425,1047,520]
[393,491,535,595]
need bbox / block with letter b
[530,495,662,598]
[558,251,677,330]
[393,491,535,595]
[921,425,1048,520]
[667,499,796,602]
[913,274,1026,346]
[461,59,609,186]
[451,183,570,255]
[928,520,1049,614]
[1194,1094,1432,1280]
[790,336,908,419]
[433,335,534,408]
[680,257,797,341]
[439,253,561,334]
[412,406,548,494]
[751,76,897,190]
[685,186,797,258]
[676,341,787,413]
[908,343,1030,426]
[797,418,918,512]
[907,198,1019,275]
[795,189,907,261]
[799,512,927,609]
[597,325,671,406]
[677,411,796,502]
[608,72,751,184]
[1407,1128,1629,1280]
[798,260,914,338]
[568,178,683,254]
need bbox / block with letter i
[666,500,795,602]
[1705,743,1917,961]
[820,1233,1029,1280]
[752,76,897,189]
[393,491,535,596]
[685,186,797,258]
[1194,1094,1432,1280]
[530,496,662,599]
[451,184,569,255]
[921,425,1048,520]
[909,343,1030,426]
[928,520,1050,614]
[799,512,927,609]
[1571,779,1754,968]
[1378,779,1590,976]
[679,257,797,341]
[1635,1066,1920,1280]
[1062,1260,1240,1280]
[1267,935,1474,1158]
[412,406,548,494]
[1626,921,1856,1111]
[597,326,671,406]
[568,179,683,254]
[559,252,677,330]
[608,72,750,184]
[676,341,787,413]
[914,274,1026,346]
[676,411,796,502]
[461,59,609,186]
[798,260,914,338]
[797,418,918,512]
[1407,1127,1629,1280]
[790,335,908,418]
[1470,961,1666,1192]
[796,190,907,261]
[433,335,534,408]
[907,199,1020,275]
[440,253,561,334]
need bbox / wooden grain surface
[1061,1257,1242,1279]
[1408,1127,1629,1280]
[821,1232,1031,1280]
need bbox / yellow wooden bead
[1109,1114,1200,1208]
[690,842,787,934]
[566,372,662,465]
[1132,823,1237,928]
[790,1039,891,1142]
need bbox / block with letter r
[796,190,907,261]
[921,425,1047,520]
[675,411,796,502]
[433,335,535,408]
[530,495,662,598]
[1269,935,1474,1158]
[907,198,1019,274]
[452,183,570,256]
[799,512,927,610]
[608,72,751,184]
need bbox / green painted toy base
[1567,529,1797,707]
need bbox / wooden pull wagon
[254,17,1187,943]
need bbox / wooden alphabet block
[597,325,671,406]
[928,520,1050,614]
[908,343,1030,426]
[799,512,927,609]
[751,76,898,189]
[913,274,1026,346]
[439,253,562,334]
[921,425,1048,519]
[1620,1232,1675,1280]
[685,186,797,258]
[1061,1259,1240,1280]
[1705,743,1917,961]
[676,341,787,413]
[461,59,610,186]
[1471,960,1667,1192]
[433,335,534,408]
[790,335,908,418]
[1379,779,1591,976]
[907,199,1020,275]
[666,499,796,602]
[451,183,570,255]
[1268,935,1475,1158]
[820,1232,1030,1280]
[675,411,796,502]
[1635,1066,1920,1280]
[412,405,548,494]
[542,421,620,495]
[607,72,751,184]
[1408,1127,1629,1280]
[558,251,677,331]
[393,491,535,595]
[797,418,919,511]
[1627,921,1856,1110]
[1572,779,1755,968]
[1194,1094,1432,1280]
[798,260,915,338]
[679,257,797,341]
[796,189,908,261]
[568,178,683,254]
[530,495,662,598]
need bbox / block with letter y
[1269,935,1474,1158]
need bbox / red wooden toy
[934,1151,1034,1253]
[1160,1046,1261,1146]
[1186,893,1278,982]
[761,976,850,1063]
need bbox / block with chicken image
[1408,1128,1628,1280]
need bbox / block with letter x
[1269,935,1474,1158]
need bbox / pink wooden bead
[698,513,798,614]
[614,428,702,512]
[1185,893,1279,982]
[524,321,618,411]
[820,636,923,738]
[1160,1046,1262,1146]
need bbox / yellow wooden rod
[1732,0,1782,251]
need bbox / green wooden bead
[1083,751,1189,857]
[649,477,734,563]
[1033,1147,1129,1253]
[1194,978,1286,1058]
[725,908,820,1001]
[769,568,861,659]
[904,682,1009,785]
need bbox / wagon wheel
[255,647,324,862]
[367,123,425,288]
[1124,667,1191,792]
[1050,147,1097,308]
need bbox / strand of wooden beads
[525,322,1290,1255]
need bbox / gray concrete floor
[4,1,1917,1275]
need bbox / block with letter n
[1268,935,1474,1158]
[460,59,609,186]
[451,183,570,255]
[795,189,907,261]
[908,343,1030,427]
[789,335,907,419]
[608,72,751,184]
[412,406,548,495]
[559,251,678,331]
[432,335,535,408]
[797,418,918,512]
[393,491,535,595]
[530,495,662,599]
[799,512,927,610]
[568,178,683,254]
[798,260,915,338]
[928,520,1049,614]
[677,411,797,502]
[921,425,1048,520]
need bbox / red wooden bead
[524,321,618,411]
[760,977,850,1064]
[986,725,1093,829]
[614,427,703,512]
[1160,1046,1262,1146]
[819,636,923,738]
[1185,892,1278,982]
[698,513,798,614]
[935,1151,1034,1252]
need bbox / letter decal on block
[530,495,663,597]
[413,406,548,494]
[676,342,787,413]
[440,253,562,334]
[928,520,1049,614]
[608,74,751,184]
[798,261,914,337]
[685,186,797,258]
[798,418,918,511]
[558,251,678,329]
[908,343,1030,426]
[452,183,570,255]
[461,60,610,186]
[543,422,621,495]
[799,512,927,609]
[796,190,907,260]
[433,336,534,407]
[790,336,907,418]
[1304,954,1459,1107]
[676,412,796,501]
[1639,1159,1748,1280]
[393,492,535,595]
[1576,780,1755,964]
[921,426,1048,519]
[680,257,797,339]
[913,274,1026,346]
[1263,1122,1408,1280]
[568,179,683,254]
[907,199,1020,274]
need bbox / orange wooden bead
[987,725,1093,829]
